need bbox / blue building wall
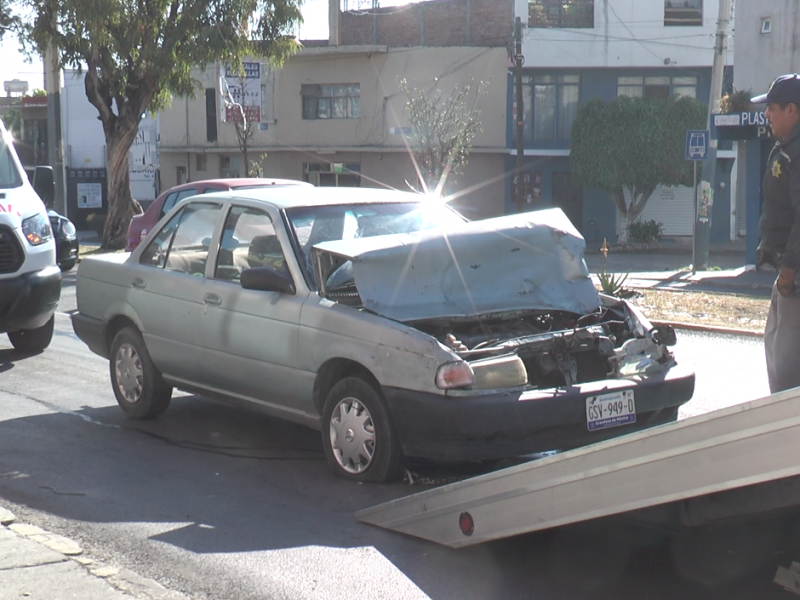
[505,67,734,245]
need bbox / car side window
[214,206,288,282]
[160,188,198,218]
[163,203,221,276]
[202,187,223,194]
[140,209,184,268]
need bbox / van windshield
[0,130,23,189]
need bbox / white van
[0,119,61,352]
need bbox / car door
[198,205,311,418]
[128,201,222,384]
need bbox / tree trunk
[101,129,141,249]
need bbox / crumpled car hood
[312,208,600,322]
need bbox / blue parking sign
[685,130,709,161]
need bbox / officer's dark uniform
[753,76,800,393]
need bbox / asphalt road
[0,273,795,600]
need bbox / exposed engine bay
[412,298,678,391]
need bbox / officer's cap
[751,74,800,105]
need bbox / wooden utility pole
[693,0,732,270]
[514,16,525,213]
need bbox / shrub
[627,219,663,247]
[597,267,629,297]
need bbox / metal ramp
[357,388,800,548]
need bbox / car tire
[109,327,172,419]
[7,315,55,354]
[321,377,404,483]
[59,259,76,272]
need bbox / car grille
[0,225,23,274]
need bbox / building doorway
[552,171,583,232]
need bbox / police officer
[751,74,800,393]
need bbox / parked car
[48,210,79,271]
[126,178,311,251]
[72,187,694,483]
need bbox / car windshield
[285,201,466,288]
[0,129,23,189]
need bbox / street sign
[685,130,709,161]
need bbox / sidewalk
[584,237,775,297]
[0,506,185,600]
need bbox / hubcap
[329,397,375,474]
[115,343,143,404]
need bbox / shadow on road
[0,392,799,599]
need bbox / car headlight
[61,219,77,238]
[21,214,52,246]
[436,361,475,389]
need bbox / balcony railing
[529,0,594,29]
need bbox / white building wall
[517,0,734,69]
[61,71,105,168]
[735,0,800,94]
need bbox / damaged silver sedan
[72,187,694,483]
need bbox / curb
[651,319,764,338]
[0,505,188,600]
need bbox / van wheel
[8,315,55,354]
[321,377,404,483]
[109,327,172,419]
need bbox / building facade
[157,0,511,219]
[513,0,735,244]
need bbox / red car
[127,178,311,251]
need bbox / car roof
[199,186,428,210]
[164,178,309,193]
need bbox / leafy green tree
[0,0,16,38]
[18,0,302,248]
[401,79,486,196]
[570,95,707,243]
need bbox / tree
[19,0,302,248]
[570,95,707,243]
[400,79,487,196]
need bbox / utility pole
[514,16,525,213]
[693,0,732,270]
[44,42,66,216]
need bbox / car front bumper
[0,266,62,333]
[384,364,695,462]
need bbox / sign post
[686,130,709,274]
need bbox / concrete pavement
[0,506,186,600]
[583,237,775,297]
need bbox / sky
[0,0,333,92]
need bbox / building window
[196,154,207,172]
[303,163,361,187]
[761,17,772,34]
[517,74,579,143]
[617,76,697,99]
[529,0,594,29]
[205,88,217,142]
[664,0,702,26]
[221,156,240,178]
[301,85,361,120]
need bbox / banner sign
[221,62,262,123]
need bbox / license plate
[586,390,636,431]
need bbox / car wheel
[109,327,172,419]
[7,315,55,354]
[321,377,404,483]
[59,259,76,272]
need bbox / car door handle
[132,278,146,289]
[203,293,222,306]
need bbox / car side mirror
[32,166,55,208]
[241,267,296,295]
